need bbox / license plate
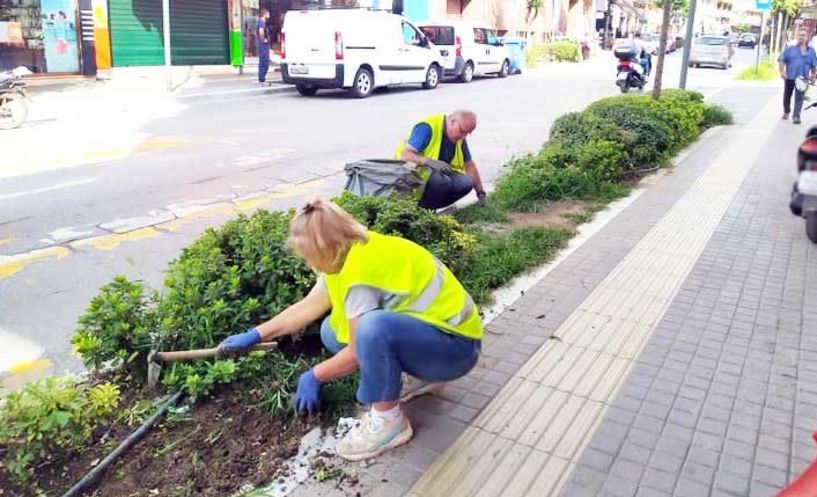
[799,171,817,195]
[616,72,628,81]
[290,65,309,75]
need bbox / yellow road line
[0,246,71,280]
[70,227,162,251]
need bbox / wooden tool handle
[154,342,278,363]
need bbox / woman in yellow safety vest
[219,197,483,461]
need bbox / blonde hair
[288,197,368,272]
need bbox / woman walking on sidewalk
[218,198,483,461]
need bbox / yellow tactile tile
[408,99,780,497]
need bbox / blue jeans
[419,171,474,210]
[320,310,481,404]
[258,43,270,83]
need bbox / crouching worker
[395,110,487,209]
[219,198,483,461]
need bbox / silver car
[689,35,734,70]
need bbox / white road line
[0,178,97,201]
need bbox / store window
[1,0,81,73]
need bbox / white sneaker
[335,410,413,461]
[399,374,445,403]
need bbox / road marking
[0,246,71,280]
[0,178,97,201]
[70,227,161,251]
[0,328,43,374]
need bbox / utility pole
[162,0,171,91]
[679,0,698,88]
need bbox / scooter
[613,45,646,93]
[0,66,32,130]
[789,101,817,243]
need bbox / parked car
[417,20,512,82]
[689,34,734,69]
[280,9,443,98]
[641,33,659,55]
[738,33,757,48]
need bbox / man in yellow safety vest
[394,110,487,209]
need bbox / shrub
[74,209,316,402]
[526,44,548,67]
[737,60,777,81]
[546,41,580,62]
[702,104,734,127]
[587,96,675,167]
[492,154,627,210]
[649,89,707,148]
[0,377,120,483]
[72,276,157,377]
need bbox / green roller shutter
[108,0,164,66]
[108,0,228,67]
[170,0,229,65]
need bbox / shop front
[1,0,83,73]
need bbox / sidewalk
[278,85,815,497]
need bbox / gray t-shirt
[315,276,402,319]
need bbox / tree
[652,0,672,99]
[652,0,688,15]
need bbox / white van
[417,20,511,82]
[280,10,443,98]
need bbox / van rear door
[419,24,456,72]
[282,11,338,81]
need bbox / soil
[508,201,587,229]
[0,334,329,497]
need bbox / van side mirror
[420,36,429,47]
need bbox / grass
[736,60,777,81]
[452,202,508,224]
[461,227,573,304]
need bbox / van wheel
[498,60,509,78]
[296,85,319,96]
[459,62,474,83]
[352,67,374,98]
[423,64,441,89]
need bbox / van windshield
[419,26,456,45]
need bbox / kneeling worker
[394,110,487,209]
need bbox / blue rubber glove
[218,327,261,353]
[294,368,323,416]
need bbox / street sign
[756,0,771,11]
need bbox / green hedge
[494,90,730,211]
[546,41,580,62]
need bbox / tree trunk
[652,0,672,99]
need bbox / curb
[176,82,294,101]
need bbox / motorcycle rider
[632,32,652,77]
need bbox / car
[738,33,757,48]
[729,32,739,45]
[689,34,734,69]
[418,20,512,82]
[641,33,659,55]
[280,9,443,98]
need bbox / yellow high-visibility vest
[323,231,482,344]
[394,113,466,180]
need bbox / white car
[417,20,511,82]
[689,35,734,70]
[280,10,443,98]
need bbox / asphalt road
[0,46,766,384]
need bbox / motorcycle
[789,100,817,243]
[580,40,590,60]
[613,45,646,93]
[0,66,32,130]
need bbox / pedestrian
[257,8,271,85]
[779,29,817,124]
[811,27,817,52]
[394,110,487,210]
[218,198,483,461]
